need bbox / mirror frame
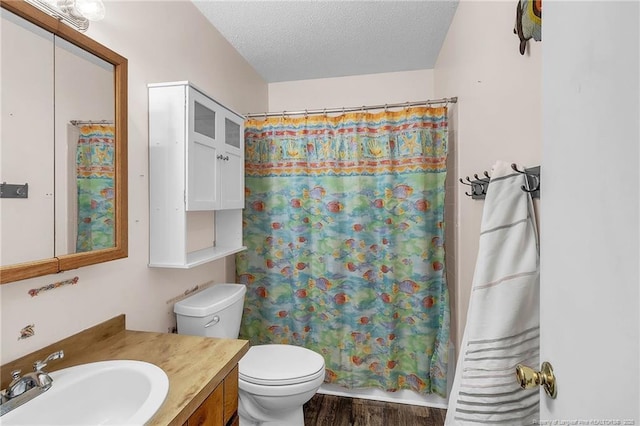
[0,0,128,284]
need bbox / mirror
[0,0,127,284]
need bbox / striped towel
[445,161,540,425]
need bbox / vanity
[0,316,249,425]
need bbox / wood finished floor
[303,393,447,426]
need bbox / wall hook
[511,163,541,194]
[459,177,474,197]
[473,173,490,184]
[460,176,486,198]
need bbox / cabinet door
[188,383,224,426]
[218,111,244,210]
[186,88,220,211]
[223,365,239,425]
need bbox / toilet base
[239,406,303,426]
[238,371,323,426]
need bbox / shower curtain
[237,107,450,397]
[76,124,115,252]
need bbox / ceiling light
[24,0,105,32]
[71,0,105,21]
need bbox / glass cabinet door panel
[224,117,241,149]
[194,101,216,140]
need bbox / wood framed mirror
[0,0,127,284]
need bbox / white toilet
[174,284,325,426]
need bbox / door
[540,1,639,422]
[218,111,244,210]
[187,87,220,211]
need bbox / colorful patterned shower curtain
[76,124,115,252]
[237,107,450,397]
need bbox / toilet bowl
[238,344,325,426]
[174,284,325,426]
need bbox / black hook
[511,163,540,193]
[460,176,487,198]
[459,177,474,197]
[473,173,490,184]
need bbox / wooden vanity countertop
[0,315,249,426]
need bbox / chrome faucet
[0,350,64,416]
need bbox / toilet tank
[174,284,246,339]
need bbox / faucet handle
[5,369,32,398]
[33,350,64,372]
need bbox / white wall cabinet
[148,81,245,268]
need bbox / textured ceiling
[193,1,459,83]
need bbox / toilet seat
[239,344,325,386]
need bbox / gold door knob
[515,361,557,399]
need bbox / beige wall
[268,69,435,112]
[0,0,267,364]
[434,0,542,350]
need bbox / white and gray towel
[445,161,540,425]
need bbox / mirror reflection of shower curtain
[75,124,115,252]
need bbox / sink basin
[1,360,169,425]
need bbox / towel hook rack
[460,164,540,200]
[459,176,488,199]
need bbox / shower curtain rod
[245,96,458,119]
[69,119,114,126]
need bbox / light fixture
[24,0,105,32]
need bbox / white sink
[0,360,169,425]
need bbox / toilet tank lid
[174,284,246,318]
